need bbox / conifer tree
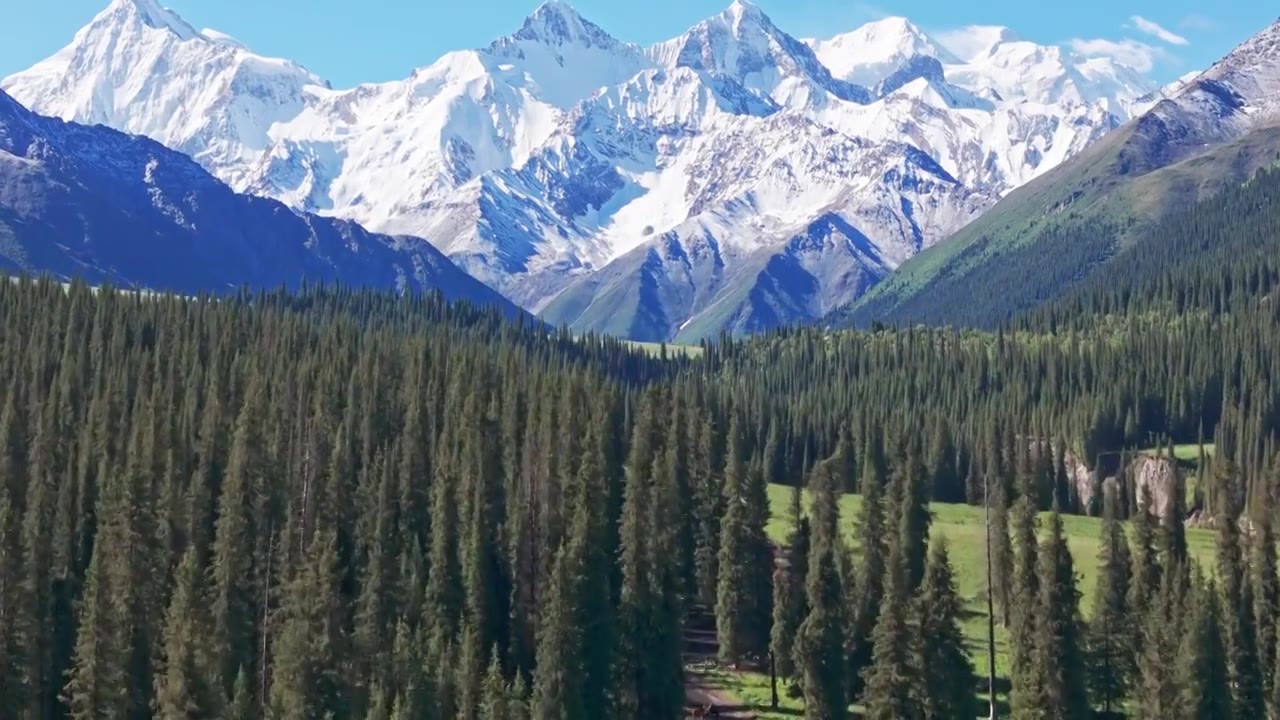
[1135,561,1181,719]
[1252,506,1278,703]
[1087,482,1134,713]
[910,537,975,720]
[530,542,584,720]
[227,667,254,720]
[988,472,1014,628]
[770,487,810,679]
[795,461,846,720]
[716,410,762,664]
[1030,508,1089,720]
[1162,464,1188,570]
[1176,573,1232,720]
[154,548,223,719]
[480,650,510,720]
[209,385,266,694]
[891,435,930,591]
[847,435,886,690]
[614,392,683,720]
[569,424,615,719]
[62,482,130,720]
[1127,489,1160,641]
[1008,454,1041,714]
[862,543,915,720]
[456,620,485,720]
[1219,502,1266,717]
[267,528,346,720]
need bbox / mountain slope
[4,0,1160,340]
[840,18,1280,329]
[0,89,520,314]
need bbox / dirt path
[683,604,760,719]
[685,670,758,719]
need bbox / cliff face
[1132,455,1182,519]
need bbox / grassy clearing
[1139,443,1215,464]
[624,340,704,358]
[708,484,1218,716]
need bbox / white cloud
[934,25,1020,62]
[1069,37,1167,72]
[1130,15,1190,46]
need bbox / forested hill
[1,268,1278,718]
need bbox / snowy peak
[809,17,958,88]
[3,0,328,189]
[653,0,870,105]
[504,0,622,50]
[99,0,202,41]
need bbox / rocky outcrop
[1132,455,1181,519]
[1062,449,1096,513]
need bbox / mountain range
[0,87,520,314]
[843,15,1280,329]
[2,0,1189,339]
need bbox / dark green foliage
[1,233,1280,720]
[847,435,886,692]
[1031,509,1090,720]
[1176,572,1233,720]
[1219,505,1266,718]
[770,501,809,679]
[795,463,846,720]
[988,472,1014,628]
[910,537,975,719]
[1008,487,1040,713]
[862,530,915,719]
[1087,483,1135,713]
[715,410,772,664]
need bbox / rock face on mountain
[4,0,1159,339]
[0,89,520,315]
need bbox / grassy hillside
[700,484,1218,717]
[839,121,1280,329]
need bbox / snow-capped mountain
[4,0,1162,340]
[0,88,521,314]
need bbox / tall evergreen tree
[1008,454,1041,715]
[267,529,346,720]
[988,472,1014,628]
[209,385,266,695]
[890,435,930,591]
[770,487,810,679]
[862,544,915,720]
[715,410,767,664]
[847,433,887,694]
[153,548,223,719]
[910,537,975,720]
[1219,503,1266,718]
[1087,482,1135,713]
[61,473,130,720]
[1252,505,1279,704]
[1127,489,1161,635]
[1176,573,1233,720]
[795,461,846,720]
[530,541,584,720]
[1029,508,1089,720]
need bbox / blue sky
[1,0,1273,86]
